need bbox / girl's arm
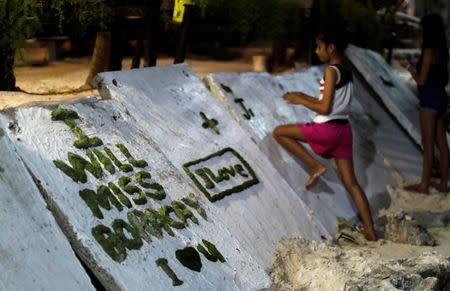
[282,92,318,103]
[405,48,432,85]
[283,67,337,115]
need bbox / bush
[340,0,384,50]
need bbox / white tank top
[313,65,353,123]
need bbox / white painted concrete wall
[346,45,450,148]
[0,116,95,291]
[205,63,425,232]
[204,66,394,233]
[1,101,270,291]
[97,64,330,270]
[352,75,423,184]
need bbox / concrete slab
[204,66,393,234]
[0,115,94,291]
[346,45,450,148]
[1,100,269,290]
[352,74,423,184]
[96,64,329,269]
[346,45,421,146]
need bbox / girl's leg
[404,110,437,194]
[432,115,449,192]
[335,158,377,241]
[273,124,326,189]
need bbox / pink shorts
[299,121,353,159]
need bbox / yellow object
[173,0,193,23]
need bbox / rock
[413,277,439,291]
[344,253,450,291]
[384,211,436,246]
[389,273,423,289]
[269,237,450,291]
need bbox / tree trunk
[85,32,112,87]
[144,0,162,67]
[174,4,194,64]
[0,45,16,91]
[308,0,321,65]
[109,19,125,71]
[131,29,144,69]
[269,40,287,73]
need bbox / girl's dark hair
[316,20,349,53]
[418,14,449,84]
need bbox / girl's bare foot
[361,227,378,241]
[430,181,448,193]
[305,165,326,190]
[404,183,429,194]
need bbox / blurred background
[1,0,448,92]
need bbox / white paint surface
[97,64,329,270]
[352,75,423,184]
[205,66,390,233]
[1,100,269,291]
[205,65,425,233]
[346,45,450,148]
[0,117,95,291]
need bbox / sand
[2,56,254,110]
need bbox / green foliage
[0,0,41,49]
[193,0,392,49]
[340,0,384,50]
[192,0,224,14]
[194,0,309,42]
[258,0,304,41]
[49,0,113,33]
[0,0,114,50]
[337,216,353,232]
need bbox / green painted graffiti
[79,185,124,219]
[51,108,79,121]
[91,219,142,262]
[50,108,216,280]
[108,182,133,208]
[220,83,233,94]
[181,193,207,220]
[135,171,166,200]
[104,147,133,172]
[234,98,254,120]
[117,144,148,168]
[172,201,198,225]
[197,239,226,263]
[156,258,184,286]
[118,176,147,205]
[93,149,115,174]
[51,108,103,149]
[175,247,202,272]
[199,112,220,135]
[91,192,207,262]
[53,150,103,183]
[183,148,259,202]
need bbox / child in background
[273,24,377,241]
[400,14,449,194]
